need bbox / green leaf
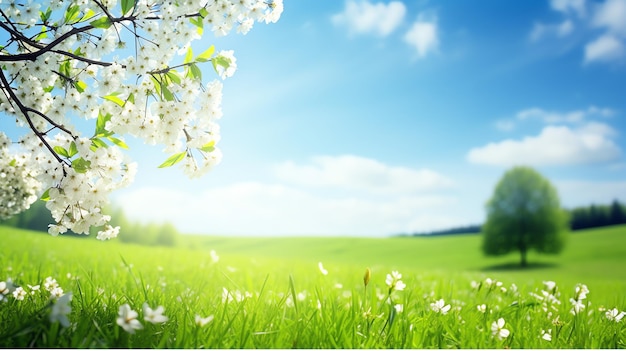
[95,112,112,136]
[161,84,175,101]
[212,56,231,76]
[103,95,125,107]
[8,159,16,167]
[91,138,108,150]
[53,146,70,158]
[196,45,215,62]
[121,0,135,16]
[107,136,128,149]
[387,303,397,329]
[213,56,231,69]
[151,76,162,96]
[184,46,193,64]
[68,141,78,157]
[59,60,71,79]
[64,4,81,24]
[34,26,47,41]
[82,8,97,21]
[189,16,203,30]
[288,275,299,314]
[40,7,52,23]
[90,16,111,29]
[199,140,215,152]
[127,93,135,104]
[158,151,187,168]
[189,63,202,81]
[71,158,91,173]
[166,71,182,85]
[74,80,87,93]
[40,188,51,201]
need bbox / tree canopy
[482,166,568,267]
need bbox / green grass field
[0,224,625,348]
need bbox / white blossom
[49,293,72,327]
[491,318,510,340]
[195,314,214,327]
[117,304,143,334]
[385,271,406,292]
[143,303,169,324]
[430,299,451,314]
[605,308,625,322]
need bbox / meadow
[0,224,625,348]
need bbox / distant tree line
[409,224,482,237]
[400,199,626,237]
[0,201,180,247]
[568,199,626,230]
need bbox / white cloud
[558,19,575,36]
[584,34,626,63]
[403,17,439,58]
[274,155,453,194]
[551,0,587,18]
[115,183,459,236]
[581,0,626,64]
[332,0,406,37]
[516,106,613,123]
[530,20,575,41]
[529,23,548,42]
[495,119,516,132]
[496,106,615,131]
[592,0,626,36]
[531,0,626,64]
[467,122,622,167]
[114,155,463,236]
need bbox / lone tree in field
[482,166,568,267]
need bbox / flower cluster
[430,298,451,314]
[0,0,283,236]
[605,308,625,322]
[530,280,562,314]
[0,133,41,220]
[117,303,169,334]
[385,270,406,293]
[1,275,73,327]
[569,283,589,315]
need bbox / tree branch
[0,70,68,166]
[0,15,136,62]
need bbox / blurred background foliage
[0,200,179,247]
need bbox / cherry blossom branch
[0,70,67,166]
[0,15,137,62]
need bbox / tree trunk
[520,247,527,267]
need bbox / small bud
[364,268,371,287]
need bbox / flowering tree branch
[0,0,283,239]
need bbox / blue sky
[6,0,626,236]
[113,0,626,236]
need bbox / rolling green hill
[184,225,626,295]
[1,224,625,303]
